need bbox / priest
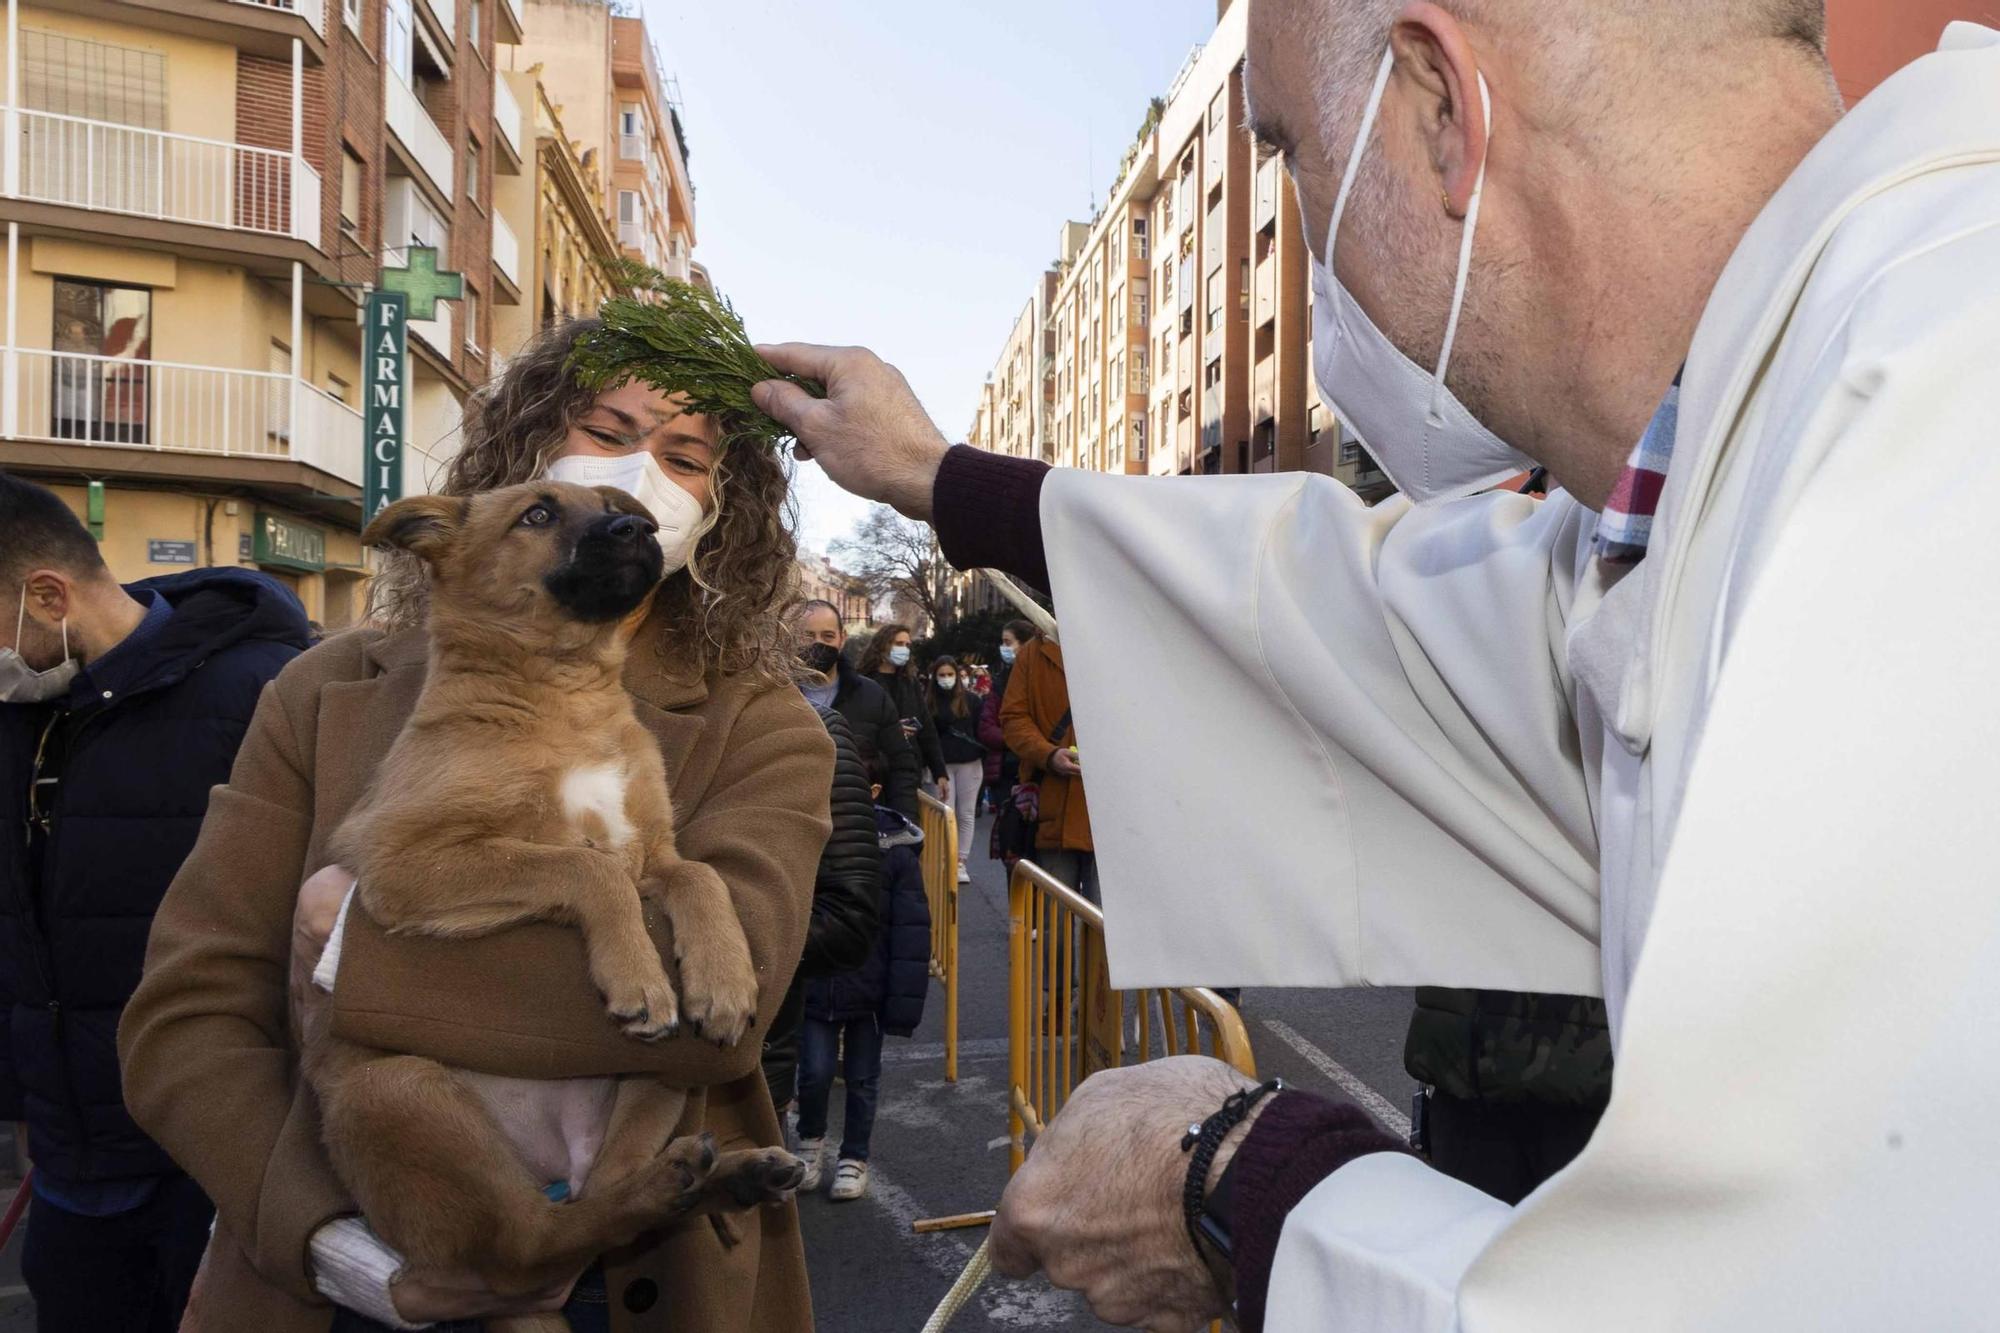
[754,4,2000,1328]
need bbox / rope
[920,1236,992,1332]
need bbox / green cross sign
[378,246,463,321]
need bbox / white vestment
[1042,26,2000,1329]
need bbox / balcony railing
[617,219,644,249]
[493,76,523,160]
[4,109,321,246]
[4,348,362,487]
[383,73,453,196]
[619,133,646,162]
[491,211,520,286]
[225,0,327,38]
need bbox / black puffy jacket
[831,657,920,820]
[0,568,308,1187]
[807,807,931,1036]
[875,669,946,782]
[763,706,882,1106]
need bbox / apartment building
[489,64,621,357]
[796,550,870,635]
[0,0,521,623]
[515,0,693,284]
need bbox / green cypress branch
[566,262,823,443]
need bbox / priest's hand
[990,1057,1259,1332]
[752,344,951,522]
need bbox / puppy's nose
[606,514,656,542]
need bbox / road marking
[883,1037,1009,1065]
[1259,1017,1413,1140]
[986,1135,1011,1151]
[852,1164,1077,1328]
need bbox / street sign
[362,290,407,523]
[147,540,196,565]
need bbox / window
[1133,217,1149,261]
[1131,412,1147,463]
[465,137,480,204]
[620,104,645,160]
[463,287,481,354]
[344,0,362,34]
[1240,258,1251,316]
[468,0,480,46]
[1209,90,1227,132]
[1133,279,1149,330]
[340,147,363,228]
[51,280,151,445]
[326,372,351,404]
[1129,346,1148,396]
[21,31,164,124]
[1206,269,1221,333]
[386,0,414,82]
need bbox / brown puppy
[303,481,801,1332]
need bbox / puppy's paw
[599,966,681,1042]
[676,959,757,1046]
[629,1132,719,1222]
[710,1147,807,1210]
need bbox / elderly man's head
[1246,0,1839,502]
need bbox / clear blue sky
[640,0,1219,552]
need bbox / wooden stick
[912,1209,996,1234]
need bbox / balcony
[384,73,453,198]
[417,0,455,39]
[492,211,520,288]
[495,0,523,43]
[618,219,644,250]
[4,109,321,249]
[493,76,524,167]
[3,348,362,487]
[619,133,647,162]
[226,0,326,37]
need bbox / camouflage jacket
[1403,987,1613,1109]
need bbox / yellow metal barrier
[917,791,961,1082]
[1006,858,1254,1174]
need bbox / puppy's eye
[521,505,554,527]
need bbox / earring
[1441,187,1454,213]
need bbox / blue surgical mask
[888,645,912,668]
[998,644,1016,665]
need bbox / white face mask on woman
[544,451,706,575]
[1308,46,1532,506]
[935,675,957,692]
[0,587,79,704]
[888,645,912,668]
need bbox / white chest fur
[560,761,634,849]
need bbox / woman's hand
[391,1264,581,1323]
[295,865,355,969]
[937,776,952,803]
[1047,748,1082,779]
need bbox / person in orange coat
[998,633,1093,903]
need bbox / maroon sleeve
[931,444,1052,593]
[1229,1092,1410,1332]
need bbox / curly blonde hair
[365,319,801,685]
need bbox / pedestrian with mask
[858,624,946,803]
[998,627,1091,903]
[926,656,988,885]
[0,471,310,1332]
[751,6,2000,1325]
[978,620,1035,822]
[796,599,921,821]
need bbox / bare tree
[833,504,945,632]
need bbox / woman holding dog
[118,321,832,1332]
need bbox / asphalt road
[0,814,1416,1331]
[797,813,1417,1332]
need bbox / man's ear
[360,495,467,563]
[17,569,74,629]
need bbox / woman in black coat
[858,623,947,801]
[795,805,931,1203]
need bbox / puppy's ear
[361,495,467,562]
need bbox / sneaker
[956,863,972,885]
[829,1158,869,1201]
[796,1138,826,1192]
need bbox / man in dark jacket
[0,472,310,1331]
[794,599,921,819]
[762,706,881,1109]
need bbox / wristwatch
[1194,1149,1241,1263]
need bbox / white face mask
[544,451,706,575]
[1309,47,1532,506]
[888,645,912,668]
[0,587,80,705]
[935,676,957,692]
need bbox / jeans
[327,1267,610,1333]
[946,760,983,869]
[1036,849,1099,906]
[22,1171,213,1333]
[796,1015,884,1162]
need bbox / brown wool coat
[998,638,1092,854]
[116,620,833,1333]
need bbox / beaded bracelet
[1179,1077,1283,1254]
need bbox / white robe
[1042,25,2000,1329]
